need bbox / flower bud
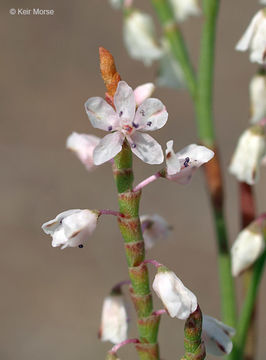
[250,72,266,124]
[42,209,99,249]
[66,132,100,171]
[134,83,155,106]
[123,11,163,66]
[229,125,266,185]
[165,141,214,184]
[140,214,171,250]
[168,0,200,22]
[152,268,197,320]
[99,294,128,344]
[236,9,266,64]
[202,315,235,356]
[231,218,266,276]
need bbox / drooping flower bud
[99,293,128,344]
[123,10,163,66]
[42,209,99,249]
[250,72,266,124]
[165,141,214,184]
[202,315,235,356]
[231,216,266,276]
[229,125,266,185]
[152,268,197,320]
[66,132,100,171]
[168,0,200,22]
[236,9,266,64]
[140,214,171,250]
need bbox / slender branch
[152,309,166,316]
[143,259,163,269]
[110,338,140,354]
[100,209,124,217]
[150,0,197,99]
[133,172,161,192]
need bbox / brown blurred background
[1,0,266,359]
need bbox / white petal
[100,295,128,344]
[169,0,201,22]
[231,227,265,276]
[93,132,125,165]
[176,144,214,164]
[134,98,168,131]
[42,209,81,235]
[165,140,181,175]
[51,228,68,248]
[236,11,263,51]
[66,132,100,171]
[140,214,171,250]
[152,271,197,320]
[250,74,266,124]
[134,83,155,106]
[85,97,118,131]
[202,315,235,356]
[129,132,164,164]
[114,81,136,122]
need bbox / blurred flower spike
[169,0,201,22]
[140,214,171,250]
[85,81,168,165]
[249,71,266,124]
[109,0,133,10]
[165,140,214,184]
[42,209,99,249]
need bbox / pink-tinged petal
[236,11,263,51]
[114,81,136,122]
[134,83,155,106]
[134,98,168,131]
[168,166,198,185]
[93,132,125,165]
[129,132,164,164]
[85,97,118,131]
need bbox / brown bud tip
[99,47,121,98]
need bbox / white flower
[236,9,266,64]
[202,315,235,356]
[99,294,128,344]
[66,132,100,171]
[156,39,185,90]
[165,141,214,184]
[152,269,197,320]
[109,0,132,9]
[250,73,266,124]
[231,220,265,277]
[140,214,171,250]
[85,81,168,165]
[42,209,99,249]
[229,125,266,185]
[123,11,163,66]
[169,0,200,22]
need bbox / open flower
[85,81,168,165]
[42,209,99,249]
[202,315,235,356]
[250,72,266,124]
[99,294,128,344]
[123,11,163,66]
[168,0,200,22]
[165,141,214,184]
[66,132,100,171]
[152,268,197,320]
[229,125,266,185]
[236,9,266,64]
[140,214,171,250]
[231,217,266,276]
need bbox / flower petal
[176,144,214,164]
[129,132,164,164]
[52,228,68,248]
[42,209,81,235]
[134,83,155,106]
[114,81,136,122]
[93,132,125,165]
[166,140,181,175]
[85,97,118,131]
[134,98,168,131]
[236,11,263,52]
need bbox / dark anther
[184,157,190,167]
[119,111,123,117]
[140,109,145,116]
[108,126,112,131]
[131,143,136,148]
[147,121,152,126]
[132,122,139,128]
[78,244,84,248]
[185,157,190,162]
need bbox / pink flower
[66,132,100,171]
[165,140,214,184]
[85,81,168,165]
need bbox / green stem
[113,141,160,360]
[235,251,266,359]
[150,0,197,99]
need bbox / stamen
[119,111,123,117]
[184,157,190,167]
[147,121,152,126]
[132,122,139,128]
[140,109,145,116]
[78,244,84,248]
[108,126,112,131]
[131,143,136,148]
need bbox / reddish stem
[133,172,162,192]
[143,259,162,269]
[110,338,140,354]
